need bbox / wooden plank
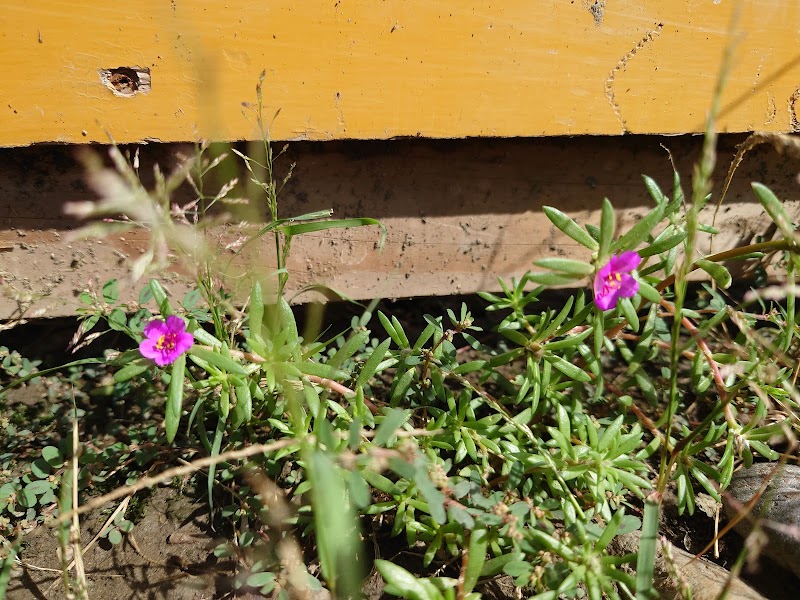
[2,1,800,146]
[1,135,798,318]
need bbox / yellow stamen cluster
[155,334,176,351]
[605,272,622,290]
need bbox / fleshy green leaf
[191,327,223,348]
[278,298,302,361]
[641,175,667,205]
[545,354,591,382]
[636,497,659,599]
[695,259,732,289]
[598,198,615,258]
[249,281,265,343]
[148,279,172,316]
[165,353,186,443]
[297,361,350,380]
[374,409,410,447]
[114,360,150,383]
[355,338,392,389]
[189,347,247,376]
[328,330,370,370]
[543,206,599,251]
[614,204,665,252]
[463,529,489,593]
[639,232,686,257]
[636,280,662,304]
[528,272,586,286]
[752,183,796,240]
[375,560,436,600]
[414,467,446,524]
[533,258,594,276]
[308,450,363,597]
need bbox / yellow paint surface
[2,1,800,145]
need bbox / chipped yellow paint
[2,1,800,146]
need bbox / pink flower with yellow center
[139,315,193,366]
[593,251,642,311]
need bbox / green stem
[656,238,792,292]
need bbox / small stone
[724,463,800,578]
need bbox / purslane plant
[41,165,798,600]
[1,131,796,600]
[5,112,800,599]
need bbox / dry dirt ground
[9,488,228,600]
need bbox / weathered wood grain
[1,135,799,317]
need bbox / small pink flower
[139,315,193,366]
[593,251,642,311]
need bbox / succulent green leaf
[533,258,594,276]
[249,281,265,343]
[189,347,247,376]
[308,449,363,597]
[639,232,686,257]
[463,528,489,593]
[641,175,667,205]
[375,560,436,600]
[328,330,370,369]
[543,206,599,251]
[545,354,591,382]
[599,197,616,258]
[148,279,172,316]
[635,498,659,599]
[752,182,796,240]
[614,204,665,252]
[695,259,732,289]
[165,353,185,443]
[374,408,410,447]
[528,272,586,286]
[636,280,662,304]
[114,360,150,383]
[356,338,392,389]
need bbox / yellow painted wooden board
[2,1,800,146]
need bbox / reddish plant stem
[196,344,380,414]
[658,298,734,429]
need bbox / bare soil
[9,487,226,600]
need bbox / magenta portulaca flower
[139,315,193,366]
[593,251,642,311]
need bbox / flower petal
[164,315,186,333]
[153,352,173,366]
[617,274,639,298]
[173,331,194,355]
[610,251,642,273]
[139,338,161,360]
[593,275,606,297]
[595,289,618,311]
[596,260,614,280]
[143,320,167,338]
